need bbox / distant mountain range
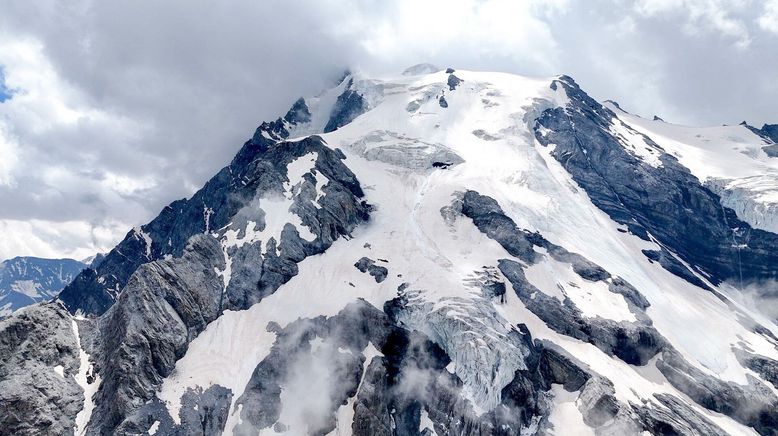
[0,256,86,317]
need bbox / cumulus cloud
[0,0,776,260]
[759,0,778,34]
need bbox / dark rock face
[460,190,778,433]
[324,80,367,133]
[250,98,312,142]
[762,124,778,143]
[60,113,368,317]
[536,76,778,288]
[354,257,388,283]
[0,107,374,434]
[497,259,664,366]
[460,191,662,365]
[0,302,83,435]
[90,235,226,434]
[283,97,311,125]
[58,128,275,316]
[221,137,370,311]
[0,257,86,316]
[447,74,462,91]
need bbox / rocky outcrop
[0,302,83,435]
[447,73,462,91]
[89,235,226,434]
[632,393,729,435]
[354,257,388,283]
[324,79,367,133]
[114,385,233,436]
[536,76,778,287]
[219,137,370,310]
[234,301,394,435]
[735,348,778,389]
[761,124,778,144]
[58,130,278,316]
[657,348,778,434]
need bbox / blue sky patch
[0,67,13,102]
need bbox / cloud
[0,0,776,260]
[0,219,123,261]
[633,0,752,48]
[723,279,778,322]
[759,0,778,34]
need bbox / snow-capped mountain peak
[3,67,778,435]
[0,256,85,317]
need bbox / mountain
[0,256,86,317]
[2,67,778,436]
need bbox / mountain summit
[2,68,778,435]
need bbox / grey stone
[0,302,83,435]
[447,74,462,91]
[734,348,778,389]
[324,79,367,133]
[354,257,389,283]
[89,234,226,434]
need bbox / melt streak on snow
[72,318,101,436]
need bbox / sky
[0,0,777,261]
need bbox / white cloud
[0,124,19,186]
[633,0,752,48]
[346,0,562,74]
[759,0,778,34]
[0,0,776,260]
[0,219,124,261]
